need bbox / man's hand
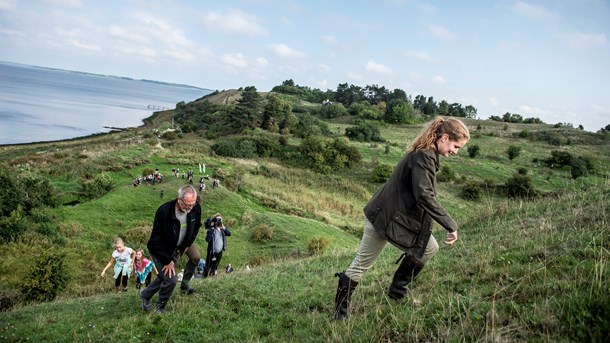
[444,231,458,246]
[162,261,176,278]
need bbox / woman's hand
[444,231,458,245]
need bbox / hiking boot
[181,285,196,295]
[154,301,167,314]
[141,295,151,312]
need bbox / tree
[385,99,415,124]
[230,86,263,130]
[261,94,290,132]
[467,144,480,158]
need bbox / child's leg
[145,273,152,287]
[121,275,128,290]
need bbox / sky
[1,0,609,131]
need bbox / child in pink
[134,249,158,290]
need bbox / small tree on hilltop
[507,145,522,161]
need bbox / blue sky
[1,0,608,131]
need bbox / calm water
[0,61,212,145]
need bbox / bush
[80,172,114,199]
[0,205,28,241]
[251,223,274,242]
[307,236,330,256]
[160,131,177,140]
[467,144,480,158]
[461,181,482,201]
[517,167,528,175]
[437,165,455,182]
[505,173,537,198]
[507,145,522,160]
[20,251,69,302]
[370,163,393,183]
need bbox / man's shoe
[141,295,151,312]
[153,301,167,314]
[181,285,196,295]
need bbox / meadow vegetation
[0,86,608,342]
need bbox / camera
[215,218,223,227]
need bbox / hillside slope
[0,184,607,342]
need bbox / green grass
[0,115,609,341]
[0,183,608,342]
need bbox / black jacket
[147,199,202,266]
[364,149,458,257]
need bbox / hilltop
[0,88,608,341]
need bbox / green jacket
[364,149,458,257]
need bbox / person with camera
[203,213,232,278]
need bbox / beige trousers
[345,217,439,282]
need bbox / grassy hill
[0,91,608,342]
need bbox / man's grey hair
[178,185,198,200]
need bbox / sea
[0,61,213,145]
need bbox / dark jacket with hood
[147,199,202,266]
[363,148,458,258]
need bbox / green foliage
[505,173,537,198]
[160,130,177,140]
[437,165,455,182]
[461,181,482,201]
[345,119,384,142]
[544,150,595,179]
[180,120,197,133]
[370,163,393,183]
[467,144,480,158]
[0,169,23,217]
[251,223,274,242]
[294,114,332,138]
[317,103,348,118]
[20,251,69,302]
[298,136,361,173]
[307,236,330,256]
[0,205,27,241]
[507,145,522,160]
[80,172,114,199]
[384,100,416,124]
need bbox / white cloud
[107,25,149,44]
[346,72,365,81]
[432,75,446,84]
[268,43,305,58]
[512,1,552,20]
[0,0,16,10]
[256,57,269,67]
[41,0,82,7]
[320,35,335,44]
[318,64,331,73]
[488,96,498,106]
[163,49,194,62]
[366,60,393,76]
[203,9,267,36]
[428,24,455,41]
[70,40,100,52]
[404,50,431,62]
[558,31,607,48]
[221,53,248,68]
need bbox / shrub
[0,205,28,241]
[437,165,455,182]
[251,223,274,242]
[20,251,69,302]
[307,236,330,256]
[370,163,393,183]
[160,131,177,140]
[123,225,152,248]
[517,167,528,175]
[80,172,114,199]
[0,169,23,217]
[461,181,482,201]
[507,145,522,160]
[505,173,537,198]
[467,144,480,158]
[248,255,270,266]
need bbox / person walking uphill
[140,185,203,314]
[333,116,469,320]
[101,237,135,293]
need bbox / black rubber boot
[333,272,358,320]
[388,255,424,300]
